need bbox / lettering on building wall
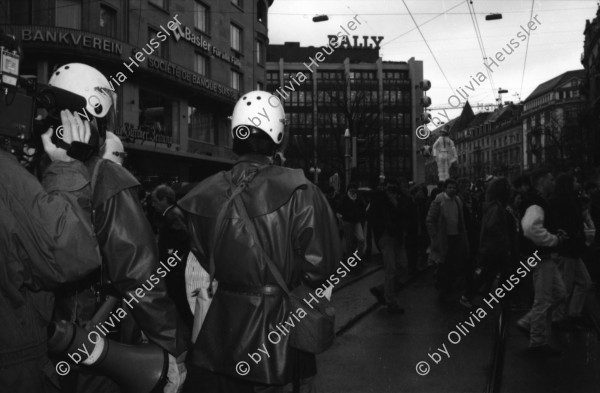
[327,35,384,49]
[20,29,123,55]
[147,57,238,100]
[114,122,172,145]
[172,25,241,67]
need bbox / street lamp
[485,13,503,21]
[312,15,329,22]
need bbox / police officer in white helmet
[47,63,188,393]
[179,91,342,392]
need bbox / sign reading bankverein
[7,27,123,55]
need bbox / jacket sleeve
[9,159,101,290]
[426,197,441,239]
[521,204,559,247]
[94,188,189,356]
[160,208,191,258]
[292,184,342,287]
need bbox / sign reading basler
[105,14,182,90]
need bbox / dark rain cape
[53,156,189,358]
[179,154,342,384]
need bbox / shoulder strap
[206,164,291,296]
[231,187,292,295]
[90,158,105,199]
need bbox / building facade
[427,70,586,185]
[582,5,600,166]
[522,70,586,172]
[1,0,272,184]
[266,41,424,188]
[488,105,523,180]
[425,101,523,184]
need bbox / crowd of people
[326,168,599,355]
[2,57,599,393]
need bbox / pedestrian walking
[549,173,593,329]
[460,178,515,308]
[426,179,470,303]
[339,183,366,262]
[368,180,406,313]
[516,169,568,355]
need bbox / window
[99,5,117,38]
[267,72,278,83]
[195,53,208,76]
[305,91,312,104]
[148,0,166,8]
[230,24,242,52]
[56,0,81,29]
[384,71,401,80]
[231,70,241,91]
[194,2,208,32]
[188,107,215,144]
[256,40,264,64]
[139,89,174,138]
[149,27,167,58]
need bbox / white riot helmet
[48,63,115,119]
[231,91,286,144]
[102,131,126,165]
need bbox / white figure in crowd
[432,127,457,181]
[102,131,126,165]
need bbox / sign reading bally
[327,35,384,49]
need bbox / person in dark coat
[426,179,470,303]
[460,177,515,308]
[179,91,342,392]
[457,177,480,300]
[549,173,592,327]
[152,184,194,330]
[406,184,430,273]
[338,183,366,260]
[0,110,101,393]
[367,180,406,313]
[49,64,189,393]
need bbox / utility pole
[344,128,351,189]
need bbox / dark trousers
[406,234,429,273]
[437,235,463,295]
[465,255,505,299]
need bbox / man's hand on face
[41,110,91,162]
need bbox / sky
[267,0,599,121]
